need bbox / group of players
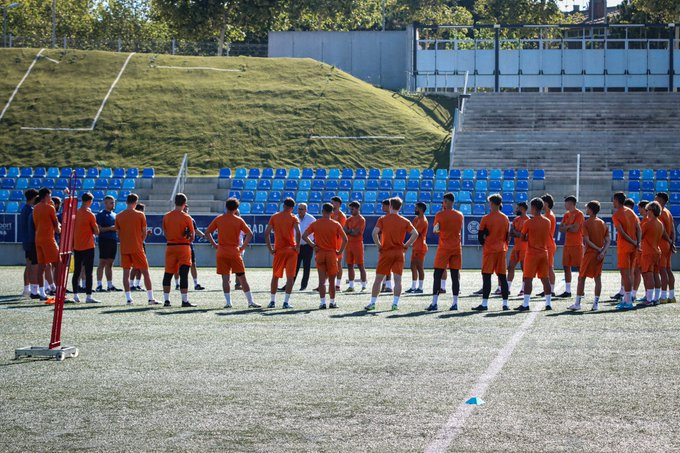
[19,186,677,312]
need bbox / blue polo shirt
[19,203,35,249]
[96,209,117,241]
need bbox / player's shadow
[437,311,479,319]
[64,305,104,311]
[0,357,54,367]
[155,308,219,315]
[329,310,384,318]
[261,308,315,316]
[101,306,158,314]
[0,295,24,304]
[545,310,585,317]
[215,308,265,316]
[386,310,439,319]
[484,310,524,317]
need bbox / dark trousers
[72,248,95,295]
[294,244,314,289]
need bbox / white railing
[449,71,469,170]
[169,153,188,210]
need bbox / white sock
[654,287,661,301]
[181,293,188,303]
[284,293,291,304]
[550,283,554,293]
[575,295,582,305]
[386,280,393,290]
[134,279,140,287]
[632,290,637,299]
[440,279,446,290]
[224,293,231,304]
[502,299,508,307]
[23,284,29,292]
[392,295,399,306]
[523,294,530,307]
[50,283,56,291]
[107,281,113,289]
[125,291,132,301]
[349,281,355,289]
[481,298,488,308]
[163,292,170,301]
[369,296,377,305]
[39,287,46,297]
[565,282,571,293]
[545,294,552,307]
[453,295,459,307]
[97,280,102,287]
[410,281,416,290]
[661,290,667,300]
[418,280,423,290]
[330,298,335,305]
[193,278,199,285]
[432,294,439,305]
[30,284,38,295]
[619,285,625,295]
[147,290,154,300]
[593,296,600,305]
[270,294,276,303]
[624,292,632,303]
[646,289,653,301]
[73,294,81,302]
[245,292,254,304]
[361,281,367,289]
[320,297,326,305]
[670,289,675,299]
[507,280,513,291]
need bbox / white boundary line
[310,135,405,140]
[154,65,241,72]
[41,56,60,64]
[424,308,541,453]
[0,48,45,123]
[20,52,136,132]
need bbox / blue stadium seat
[516,169,529,180]
[58,167,72,179]
[328,169,341,179]
[671,206,680,217]
[628,181,641,192]
[90,202,101,212]
[341,168,353,180]
[234,168,247,179]
[339,179,352,191]
[326,180,339,191]
[219,168,232,179]
[86,168,99,179]
[261,168,274,179]
[462,180,474,191]
[656,169,668,181]
[269,192,282,202]
[390,191,404,199]
[378,191,390,201]
[295,192,308,203]
[459,204,471,215]
[20,167,33,178]
[74,179,84,189]
[458,191,472,203]
[372,203,383,213]
[474,192,486,203]
[612,169,624,181]
[241,191,255,202]
[364,191,377,203]
[462,169,474,180]
[422,169,434,180]
[307,204,320,215]
[434,180,446,192]
[382,169,395,179]
[435,169,448,180]
[366,179,379,191]
[73,167,85,179]
[502,192,514,203]
[502,205,514,216]
[93,190,105,201]
[641,169,654,181]
[245,180,257,191]
[29,178,41,189]
[352,180,365,191]
[394,169,406,179]
[275,168,287,179]
[475,180,487,192]
[0,168,5,178]
[473,204,486,216]
[641,192,654,202]
[248,168,261,179]
[368,168,380,179]
[284,180,298,191]
[502,181,515,191]
[301,168,313,179]
[239,203,251,214]
[379,180,393,190]
[323,191,336,201]
[670,181,680,192]
[126,168,139,179]
[2,178,15,189]
[403,203,416,214]
[656,181,668,192]
[419,192,432,203]
[109,179,122,190]
[362,203,375,214]
[449,169,461,180]
[252,203,265,214]
[112,168,124,179]
[122,179,135,190]
[99,168,112,179]
[228,191,241,199]
[642,181,654,191]
[272,179,284,191]
[16,178,28,189]
[628,192,641,203]
[433,192,444,203]
[628,169,641,180]
[516,180,529,191]
[231,179,245,190]
[286,168,300,180]
[315,169,327,179]
[503,169,515,180]
[533,169,545,181]
[0,190,8,201]
[10,190,23,201]
[489,169,502,181]
[7,167,19,178]
[106,190,119,200]
[355,169,367,179]
[142,168,155,179]
[311,180,324,191]
[298,180,311,191]
[43,178,55,189]
[515,192,528,202]
[338,191,349,202]
[489,180,502,192]
[255,192,267,202]
[52,190,65,200]
[6,201,20,213]
[407,180,419,191]
[33,167,46,178]
[671,170,680,181]
[476,169,488,180]
[420,180,433,191]
[350,192,363,202]
[310,192,322,202]
[408,169,421,180]
[448,180,461,191]
[283,191,295,200]
[392,179,405,191]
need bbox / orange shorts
[121,250,149,270]
[345,242,364,265]
[639,253,660,274]
[482,251,507,275]
[216,249,245,275]
[315,249,339,277]
[273,247,298,278]
[580,251,603,279]
[411,246,428,263]
[36,240,59,264]
[659,242,672,268]
[510,247,525,264]
[563,245,584,268]
[523,252,550,279]
[636,250,643,270]
[165,245,192,273]
[548,241,556,268]
[434,248,461,270]
[617,249,637,270]
[377,249,405,276]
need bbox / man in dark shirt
[95,195,122,292]
[19,189,42,300]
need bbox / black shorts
[24,245,38,265]
[98,238,118,260]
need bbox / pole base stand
[15,346,79,362]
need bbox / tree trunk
[218,22,225,56]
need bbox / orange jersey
[641,216,664,257]
[511,215,529,251]
[522,215,552,257]
[434,209,463,252]
[376,213,414,251]
[545,209,557,245]
[163,210,194,244]
[115,209,147,254]
[479,210,509,254]
[583,216,608,253]
[331,210,347,227]
[73,206,98,251]
[33,202,58,244]
[345,214,366,244]
[412,215,429,252]
[659,208,674,243]
[268,211,300,250]
[305,217,344,252]
[612,207,640,253]
[207,213,252,256]
[562,209,585,247]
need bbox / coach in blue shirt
[95,195,122,292]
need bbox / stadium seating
[612,168,678,213]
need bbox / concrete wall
[268,29,411,91]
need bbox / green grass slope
[0,48,453,175]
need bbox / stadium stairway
[456,92,680,214]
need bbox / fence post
[118,37,122,52]
[670,24,675,92]
[9,33,11,47]
[63,35,66,49]
[494,24,500,92]
[172,38,175,55]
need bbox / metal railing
[169,153,188,210]
[448,71,469,169]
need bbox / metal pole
[576,153,581,202]
[670,24,675,92]
[381,0,385,32]
[3,9,6,48]
[51,0,56,48]
[449,109,460,170]
[494,24,500,92]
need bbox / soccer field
[1,267,679,452]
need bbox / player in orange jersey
[115,193,157,305]
[129,203,146,291]
[539,194,557,297]
[302,203,348,309]
[365,197,418,311]
[344,201,367,292]
[32,188,61,297]
[655,192,676,303]
[206,197,260,309]
[473,194,510,311]
[330,196,347,291]
[426,193,463,311]
[265,197,302,309]
[379,198,394,293]
[406,202,429,294]
[558,195,585,298]
[516,197,553,311]
[71,192,100,303]
[636,201,667,307]
[160,193,195,307]
[631,200,649,301]
[567,200,609,311]
[507,201,529,296]
[612,192,642,310]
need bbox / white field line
[310,135,405,140]
[154,65,241,72]
[0,48,46,123]
[20,52,136,132]
[41,56,60,64]
[424,307,542,453]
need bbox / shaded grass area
[1,268,678,451]
[0,49,453,174]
